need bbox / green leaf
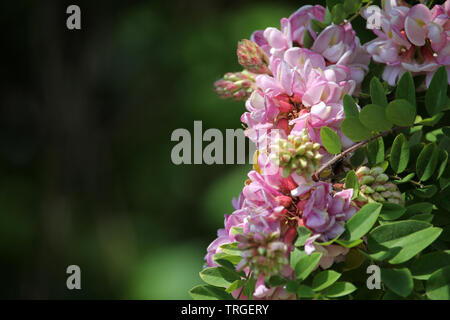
[379,202,406,221]
[297,285,316,298]
[302,30,314,49]
[343,94,359,117]
[350,148,366,168]
[344,203,382,242]
[343,0,360,14]
[213,252,241,265]
[406,202,433,216]
[385,99,416,127]
[367,136,385,166]
[220,242,240,255]
[286,280,300,293]
[381,268,413,298]
[199,267,241,288]
[436,149,448,180]
[344,170,359,199]
[341,116,372,142]
[310,19,327,33]
[390,134,410,174]
[359,104,393,132]
[408,130,422,147]
[395,72,416,107]
[343,248,366,271]
[267,275,287,287]
[367,220,442,264]
[290,248,303,269]
[225,280,245,293]
[190,284,233,300]
[410,213,433,223]
[413,185,438,198]
[335,239,363,248]
[295,251,323,280]
[416,143,439,182]
[324,282,357,298]
[295,226,312,247]
[370,78,388,107]
[411,250,450,280]
[417,113,444,126]
[393,172,415,184]
[426,266,450,300]
[312,270,341,292]
[425,66,448,116]
[243,276,256,299]
[320,127,342,154]
[331,3,346,24]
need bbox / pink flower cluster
[363,0,450,86]
[252,5,370,87]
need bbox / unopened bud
[375,173,389,183]
[213,70,256,101]
[237,39,271,74]
[356,166,370,177]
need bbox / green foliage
[426,266,450,300]
[294,251,323,280]
[425,66,449,116]
[343,94,359,117]
[379,202,406,221]
[320,127,342,154]
[416,143,439,181]
[396,72,416,107]
[344,203,382,242]
[324,282,357,298]
[385,99,416,126]
[345,170,359,199]
[367,137,385,166]
[390,134,410,173]
[370,78,388,107]
[360,104,392,132]
[381,268,413,298]
[341,117,372,142]
[190,284,233,300]
[366,221,442,264]
[295,226,312,247]
[312,270,341,291]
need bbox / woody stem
[312,127,401,181]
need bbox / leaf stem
[312,127,401,181]
[392,174,424,188]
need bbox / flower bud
[237,39,271,74]
[273,130,322,179]
[213,70,256,101]
[356,165,404,206]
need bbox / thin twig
[392,175,424,188]
[312,127,401,181]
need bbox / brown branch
[312,127,401,181]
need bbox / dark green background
[0,0,378,299]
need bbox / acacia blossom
[242,47,355,153]
[363,0,450,86]
[251,5,370,87]
[203,3,375,300]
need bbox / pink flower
[295,182,357,241]
[364,0,450,86]
[251,5,325,58]
[205,228,232,267]
[243,50,355,152]
[251,5,368,87]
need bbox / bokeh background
[0,0,373,299]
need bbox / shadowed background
[0,0,374,299]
